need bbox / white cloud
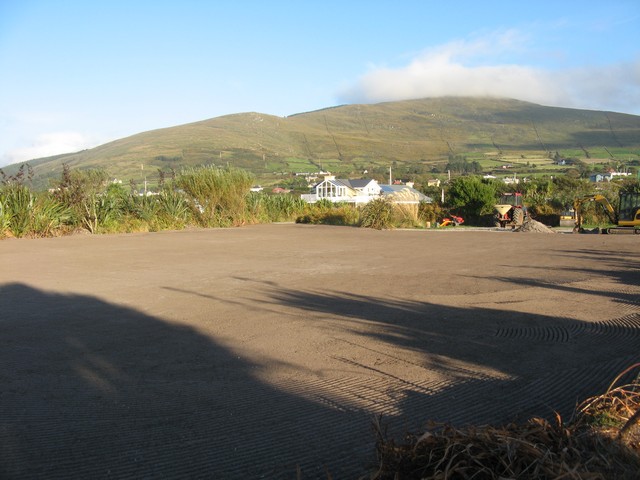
[559,59,640,113]
[339,33,640,115]
[3,131,96,165]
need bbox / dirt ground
[1,224,639,479]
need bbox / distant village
[246,167,634,205]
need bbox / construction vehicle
[573,192,640,234]
[494,192,528,228]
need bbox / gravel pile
[515,219,556,233]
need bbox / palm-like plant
[0,197,10,237]
[3,185,35,237]
[360,198,394,229]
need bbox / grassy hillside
[6,97,640,189]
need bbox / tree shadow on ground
[260,286,639,427]
[0,284,373,479]
[472,246,640,306]
[2,244,639,479]
[243,246,640,438]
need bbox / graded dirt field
[1,224,639,479]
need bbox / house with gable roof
[301,175,431,205]
[301,176,380,205]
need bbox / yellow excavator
[573,192,640,234]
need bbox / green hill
[6,97,640,189]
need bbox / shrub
[0,185,72,238]
[0,198,9,237]
[175,166,254,227]
[31,194,72,237]
[447,176,497,220]
[2,185,34,238]
[52,165,111,232]
[360,198,394,229]
[418,202,442,225]
[296,201,359,226]
[247,193,306,223]
[155,188,191,229]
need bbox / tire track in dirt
[495,324,572,342]
[310,280,640,436]
[307,353,640,434]
[503,354,640,420]
[3,227,639,479]
[495,312,640,344]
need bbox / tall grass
[0,164,447,238]
[295,200,360,226]
[246,193,307,223]
[360,198,394,229]
[175,166,254,227]
[385,189,424,227]
[2,185,34,237]
[0,198,9,237]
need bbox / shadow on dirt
[2,246,639,479]
[248,242,640,440]
[476,247,640,305]
[262,285,639,427]
[0,284,372,479]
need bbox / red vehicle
[494,193,528,228]
[439,214,464,227]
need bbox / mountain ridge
[6,97,640,188]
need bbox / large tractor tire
[512,207,524,226]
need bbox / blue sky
[1,0,639,166]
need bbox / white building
[301,175,432,205]
[590,172,631,182]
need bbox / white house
[301,175,432,205]
[503,176,520,185]
[301,176,379,204]
[590,172,631,182]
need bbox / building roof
[312,177,432,203]
[347,178,377,189]
[380,185,432,203]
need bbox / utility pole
[141,163,146,196]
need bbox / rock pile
[515,219,556,233]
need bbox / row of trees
[425,175,640,224]
[1,163,638,238]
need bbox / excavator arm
[573,195,617,232]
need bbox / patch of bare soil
[1,224,639,478]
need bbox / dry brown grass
[372,366,640,479]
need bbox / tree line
[1,164,638,238]
[424,175,640,225]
